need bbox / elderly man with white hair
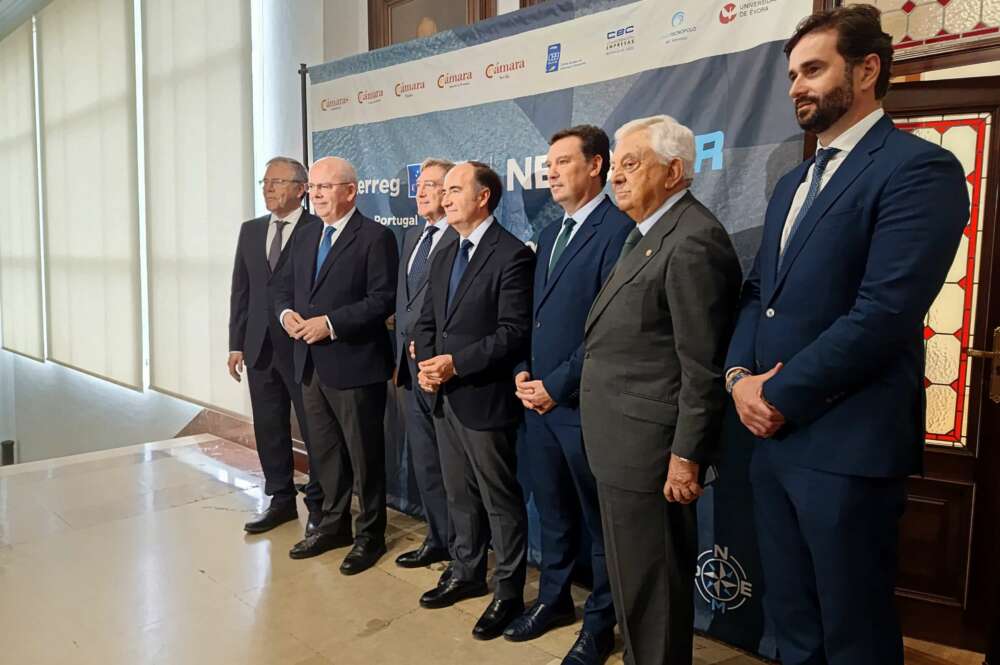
[579,115,742,665]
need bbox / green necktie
[617,227,643,264]
[548,217,577,274]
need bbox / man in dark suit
[507,125,630,665]
[273,156,398,574]
[229,156,324,534]
[412,161,534,641]
[393,158,458,570]
[581,115,742,665]
[725,6,968,664]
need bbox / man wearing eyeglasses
[229,156,325,535]
[274,156,398,574]
[393,158,458,573]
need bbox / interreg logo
[672,11,685,27]
[546,43,561,73]
[406,164,422,198]
[696,545,753,612]
[719,2,737,24]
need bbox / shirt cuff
[279,309,294,331]
[325,316,337,340]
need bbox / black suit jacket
[273,209,399,389]
[413,220,534,431]
[394,222,459,388]
[229,210,320,368]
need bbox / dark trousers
[246,337,323,513]
[598,480,697,665]
[436,395,527,600]
[750,443,906,665]
[301,364,387,545]
[401,365,452,551]
[525,410,614,634]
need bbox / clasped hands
[281,311,331,344]
[514,371,556,415]
[410,342,456,392]
[732,362,785,438]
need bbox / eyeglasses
[258,178,304,187]
[306,182,354,192]
[614,157,643,174]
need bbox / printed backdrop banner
[308,0,809,656]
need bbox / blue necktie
[407,225,439,297]
[778,147,840,270]
[315,225,336,282]
[447,239,473,311]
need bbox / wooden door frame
[883,76,1000,653]
[368,0,497,50]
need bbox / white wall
[0,350,14,445]
[497,0,520,15]
[323,0,368,63]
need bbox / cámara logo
[320,96,349,111]
[394,81,425,97]
[437,71,473,88]
[357,89,384,104]
[485,59,526,79]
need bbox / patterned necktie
[268,220,288,272]
[617,227,643,264]
[314,225,336,282]
[447,239,474,311]
[407,225,440,297]
[547,217,576,275]
[778,147,840,269]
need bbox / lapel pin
[645,249,652,257]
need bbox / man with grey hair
[274,156,398,572]
[230,156,325,535]
[580,115,741,664]
[393,158,458,571]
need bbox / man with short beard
[725,6,968,664]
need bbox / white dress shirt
[637,188,689,236]
[459,215,495,260]
[779,107,884,251]
[266,205,304,258]
[558,192,606,246]
[280,206,357,339]
[407,216,450,274]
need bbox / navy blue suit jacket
[519,195,632,426]
[725,115,969,478]
[273,209,398,389]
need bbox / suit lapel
[406,225,456,307]
[444,222,498,326]
[769,116,893,302]
[760,167,805,295]
[269,211,314,282]
[536,202,605,314]
[585,194,691,335]
[401,226,422,301]
[311,211,361,295]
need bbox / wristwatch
[725,369,750,394]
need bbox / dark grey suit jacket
[580,192,742,492]
[394,222,459,388]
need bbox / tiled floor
[0,436,984,665]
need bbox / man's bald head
[309,156,358,222]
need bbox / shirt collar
[820,107,885,154]
[461,215,494,247]
[323,206,356,231]
[270,206,304,225]
[563,192,606,226]
[637,188,688,236]
[422,215,449,234]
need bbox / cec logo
[695,545,753,612]
[607,25,634,40]
[546,43,561,73]
[672,11,685,27]
[406,164,421,198]
[719,3,737,24]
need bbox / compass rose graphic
[696,545,753,612]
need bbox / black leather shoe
[419,578,489,609]
[244,502,297,534]
[339,541,387,575]
[436,563,454,587]
[288,532,353,559]
[472,597,525,641]
[304,514,321,537]
[561,630,615,665]
[395,542,449,569]
[503,600,576,642]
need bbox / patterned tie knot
[425,225,439,237]
[461,239,473,253]
[563,217,576,230]
[814,147,840,172]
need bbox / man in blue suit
[509,125,631,665]
[725,6,969,664]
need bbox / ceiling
[0,0,51,43]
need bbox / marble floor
[0,435,984,665]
